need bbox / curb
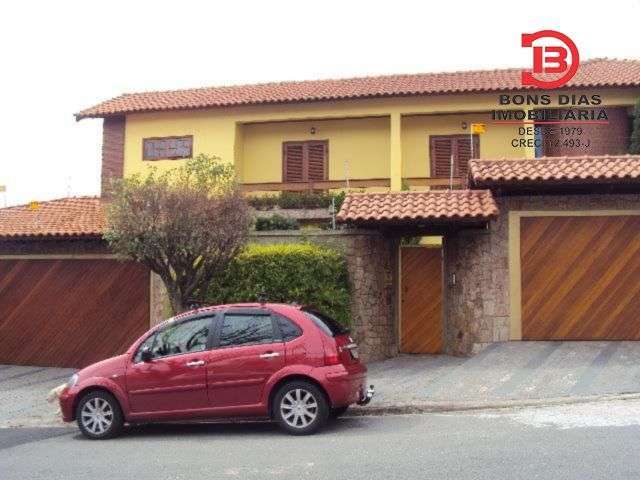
[349,392,640,416]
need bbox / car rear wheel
[273,381,329,435]
[76,390,124,440]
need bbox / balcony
[241,177,464,193]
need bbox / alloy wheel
[280,388,318,428]
[80,397,114,435]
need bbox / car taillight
[324,344,341,365]
[324,350,341,366]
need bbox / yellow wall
[122,87,640,183]
[241,117,390,183]
[401,113,529,178]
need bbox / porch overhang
[336,190,498,233]
[469,155,640,194]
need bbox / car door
[126,315,213,414]
[206,310,285,408]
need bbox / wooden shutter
[454,135,479,177]
[282,140,328,183]
[429,135,479,178]
[307,141,327,181]
[283,143,305,182]
[430,137,454,178]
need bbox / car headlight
[67,374,79,388]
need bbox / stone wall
[443,193,640,355]
[251,230,398,362]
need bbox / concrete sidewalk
[2,341,640,427]
[359,341,640,412]
[0,365,72,427]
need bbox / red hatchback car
[59,303,373,439]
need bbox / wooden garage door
[522,215,640,340]
[400,247,443,353]
[0,259,150,367]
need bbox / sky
[0,0,638,206]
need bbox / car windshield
[302,309,349,337]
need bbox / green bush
[248,191,347,211]
[205,243,351,326]
[247,195,278,210]
[254,214,299,231]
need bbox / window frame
[133,313,216,363]
[142,135,194,161]
[428,134,480,178]
[211,308,283,349]
[282,140,329,183]
[274,314,303,342]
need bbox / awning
[336,190,498,229]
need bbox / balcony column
[390,113,403,191]
[524,125,536,159]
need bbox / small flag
[471,123,486,134]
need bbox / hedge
[254,214,299,231]
[204,243,350,326]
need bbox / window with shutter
[429,135,479,178]
[282,140,328,183]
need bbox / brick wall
[543,107,630,156]
[101,116,126,197]
[444,193,640,355]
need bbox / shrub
[247,195,278,210]
[278,191,332,209]
[247,191,348,211]
[254,214,299,231]
[205,243,351,326]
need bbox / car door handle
[186,360,205,367]
[259,352,280,359]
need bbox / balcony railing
[241,177,464,192]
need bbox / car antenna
[257,291,268,305]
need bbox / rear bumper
[315,363,369,408]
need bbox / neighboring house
[1,58,640,367]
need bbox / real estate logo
[487,30,608,153]
[521,30,580,89]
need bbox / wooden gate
[400,247,443,353]
[0,259,150,367]
[521,215,640,340]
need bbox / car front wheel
[273,381,329,435]
[76,390,124,440]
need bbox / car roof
[171,302,302,322]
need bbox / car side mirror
[140,347,153,363]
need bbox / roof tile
[76,58,640,119]
[0,197,106,239]
[469,155,640,187]
[336,190,498,224]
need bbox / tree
[104,154,251,314]
[631,98,640,154]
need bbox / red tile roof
[76,58,640,119]
[336,190,498,224]
[0,197,106,239]
[469,155,640,187]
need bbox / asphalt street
[2,400,640,480]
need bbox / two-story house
[1,58,640,367]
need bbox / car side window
[134,332,157,363]
[219,314,274,347]
[275,315,302,342]
[146,317,211,360]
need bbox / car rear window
[302,309,349,337]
